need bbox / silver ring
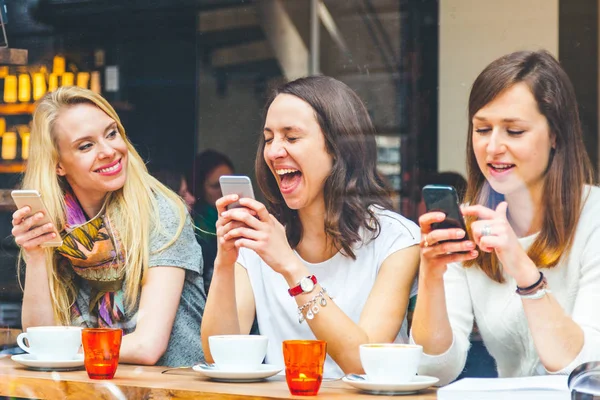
[481,224,492,237]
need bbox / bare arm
[21,255,55,329]
[119,266,185,365]
[201,261,256,363]
[219,198,421,373]
[290,245,420,373]
[12,206,58,329]
[200,194,256,363]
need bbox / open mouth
[488,163,515,173]
[95,159,122,174]
[276,168,302,193]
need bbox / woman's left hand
[220,197,297,274]
[462,201,539,287]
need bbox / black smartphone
[422,184,468,242]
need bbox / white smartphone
[219,175,255,210]
[11,190,63,247]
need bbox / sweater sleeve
[412,262,474,385]
[545,221,600,375]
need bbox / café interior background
[0,0,597,337]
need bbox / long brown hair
[463,50,594,282]
[255,76,393,259]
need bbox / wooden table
[0,356,437,399]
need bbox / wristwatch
[288,275,317,297]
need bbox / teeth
[491,164,512,169]
[276,168,298,175]
[97,162,120,173]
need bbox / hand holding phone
[219,176,255,210]
[11,190,63,247]
[422,184,469,243]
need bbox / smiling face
[263,94,333,211]
[472,82,555,202]
[54,103,128,212]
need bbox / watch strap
[288,275,317,297]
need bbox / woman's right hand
[11,206,57,260]
[214,195,254,267]
[418,211,478,280]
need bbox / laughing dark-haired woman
[201,76,420,378]
[412,50,600,385]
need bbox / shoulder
[580,185,600,216]
[368,206,420,241]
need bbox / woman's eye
[264,137,273,144]
[287,137,298,142]
[107,130,117,138]
[475,128,491,134]
[507,129,525,135]
[78,143,92,151]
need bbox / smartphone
[422,184,468,243]
[11,190,63,247]
[219,175,255,210]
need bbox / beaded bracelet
[297,288,330,324]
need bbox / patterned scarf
[56,192,127,327]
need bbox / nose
[486,128,505,156]
[264,137,287,160]
[97,139,116,159]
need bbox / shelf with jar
[0,53,131,175]
[0,118,29,173]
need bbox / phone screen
[422,185,467,232]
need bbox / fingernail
[46,223,53,229]
[51,233,56,238]
[456,230,465,238]
[466,241,475,249]
[470,250,478,257]
[37,213,44,219]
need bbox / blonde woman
[11,87,205,367]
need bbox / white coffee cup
[17,326,83,361]
[208,335,268,371]
[359,343,423,383]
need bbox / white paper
[443,375,568,392]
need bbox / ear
[56,162,66,177]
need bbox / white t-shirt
[238,207,420,378]
[414,185,600,385]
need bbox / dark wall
[559,0,598,173]
[7,0,199,173]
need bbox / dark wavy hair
[463,50,594,282]
[255,76,393,259]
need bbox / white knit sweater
[413,185,600,386]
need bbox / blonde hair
[21,86,188,324]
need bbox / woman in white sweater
[411,50,600,385]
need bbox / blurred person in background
[152,166,195,212]
[193,149,234,294]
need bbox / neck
[296,199,337,262]
[504,184,544,237]
[70,188,107,219]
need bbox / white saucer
[12,354,85,371]
[192,363,282,383]
[342,374,439,395]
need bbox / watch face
[300,277,315,292]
